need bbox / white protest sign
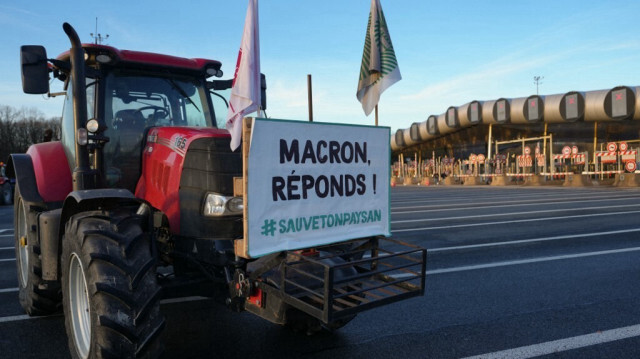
[246,118,390,258]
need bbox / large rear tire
[14,185,61,315]
[61,209,165,359]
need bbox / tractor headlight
[86,118,99,133]
[203,193,243,217]
[227,197,244,212]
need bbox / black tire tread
[62,209,164,359]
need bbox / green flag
[357,0,401,116]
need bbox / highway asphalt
[1,185,640,358]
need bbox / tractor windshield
[104,72,214,129]
[101,72,217,190]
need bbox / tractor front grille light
[203,193,243,217]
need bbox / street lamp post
[533,76,544,95]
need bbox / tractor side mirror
[20,45,50,94]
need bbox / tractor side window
[209,87,231,129]
[60,78,96,171]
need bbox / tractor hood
[136,126,242,235]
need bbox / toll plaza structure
[391,86,640,187]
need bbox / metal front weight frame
[244,236,427,325]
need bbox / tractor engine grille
[179,137,243,240]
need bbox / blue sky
[1,0,639,131]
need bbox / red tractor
[12,23,425,358]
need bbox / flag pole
[307,74,313,122]
[375,104,378,126]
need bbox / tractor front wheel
[61,209,164,359]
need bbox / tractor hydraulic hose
[63,23,93,190]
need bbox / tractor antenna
[90,17,109,44]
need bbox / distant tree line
[0,104,61,164]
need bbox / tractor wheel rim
[69,253,91,359]
[17,198,28,288]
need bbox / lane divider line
[426,246,640,275]
[391,195,639,214]
[392,204,640,224]
[0,296,211,323]
[461,324,640,359]
[428,228,640,252]
[392,210,640,233]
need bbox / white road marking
[0,258,16,263]
[391,195,639,214]
[428,228,640,252]
[159,296,209,305]
[0,233,14,237]
[1,247,13,250]
[391,190,637,205]
[462,324,640,359]
[0,296,210,323]
[426,246,640,275]
[389,189,620,204]
[392,203,640,224]
[0,287,18,294]
[0,314,42,323]
[392,210,640,232]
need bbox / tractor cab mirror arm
[207,79,232,91]
[206,73,267,111]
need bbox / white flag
[356,0,401,116]
[226,0,261,151]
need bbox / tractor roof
[56,43,223,77]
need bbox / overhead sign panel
[565,93,579,120]
[410,122,422,142]
[427,115,439,135]
[495,99,510,123]
[395,129,406,147]
[469,101,482,124]
[446,106,459,128]
[611,88,628,118]
[526,96,543,122]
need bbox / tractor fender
[60,188,140,234]
[8,142,72,205]
[26,141,73,203]
[39,189,141,282]
[7,154,44,205]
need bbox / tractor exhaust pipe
[63,23,93,191]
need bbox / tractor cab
[51,44,227,192]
